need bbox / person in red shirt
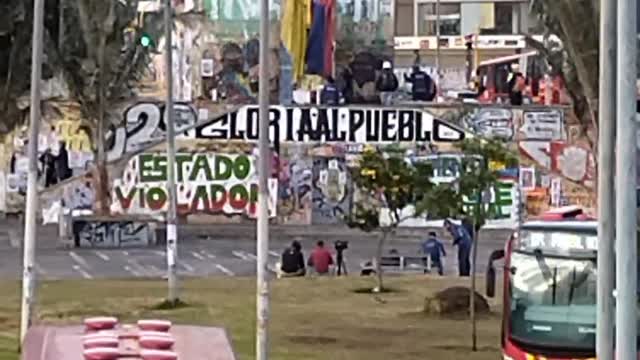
[308,241,334,275]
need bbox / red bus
[486,206,602,360]
[475,51,565,105]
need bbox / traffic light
[139,33,154,48]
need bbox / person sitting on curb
[308,241,334,276]
[278,240,306,278]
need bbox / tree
[454,138,518,351]
[347,146,459,292]
[0,0,160,211]
[526,0,600,151]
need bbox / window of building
[493,3,514,34]
[395,0,415,36]
[417,2,461,36]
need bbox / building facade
[393,0,537,69]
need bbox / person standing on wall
[507,63,526,106]
[320,76,341,105]
[376,61,399,106]
[404,65,436,102]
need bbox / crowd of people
[277,218,476,278]
[318,61,438,106]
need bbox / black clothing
[281,248,305,274]
[376,69,399,92]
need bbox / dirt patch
[424,286,491,316]
[287,335,338,345]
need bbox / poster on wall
[520,167,536,191]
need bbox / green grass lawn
[0,275,501,360]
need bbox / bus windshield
[509,251,598,349]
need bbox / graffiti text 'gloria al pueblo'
[113,153,277,218]
[194,106,466,143]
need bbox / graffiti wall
[111,152,278,218]
[427,104,596,219]
[24,101,592,230]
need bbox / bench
[360,255,434,275]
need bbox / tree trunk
[375,230,388,292]
[470,213,479,351]
[95,32,109,215]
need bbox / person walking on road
[279,240,306,278]
[444,219,472,277]
[421,231,446,275]
[308,241,334,275]
[376,61,399,106]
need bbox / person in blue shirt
[320,76,341,105]
[444,219,472,277]
[421,231,446,275]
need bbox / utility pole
[256,0,271,356]
[596,0,616,357]
[434,0,441,98]
[20,0,45,345]
[164,0,179,304]
[616,0,638,358]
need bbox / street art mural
[72,221,154,248]
[1,101,596,231]
[107,101,200,160]
[111,152,278,218]
[196,105,467,143]
[426,104,595,218]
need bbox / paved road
[0,232,507,280]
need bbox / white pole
[616,0,637,357]
[256,0,271,356]
[164,0,179,303]
[596,0,616,357]
[20,0,45,345]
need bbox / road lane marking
[154,250,165,257]
[201,250,216,259]
[122,251,129,257]
[215,264,235,276]
[191,251,205,260]
[123,265,141,277]
[269,251,279,257]
[181,263,195,272]
[69,251,91,269]
[245,252,257,261]
[125,258,151,277]
[72,265,93,279]
[232,251,250,261]
[95,251,110,261]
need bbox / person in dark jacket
[507,63,525,105]
[340,67,354,104]
[280,240,306,277]
[320,76,341,105]
[39,150,58,187]
[404,66,436,101]
[376,61,399,106]
[421,231,446,275]
[444,219,472,277]
[56,141,72,181]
